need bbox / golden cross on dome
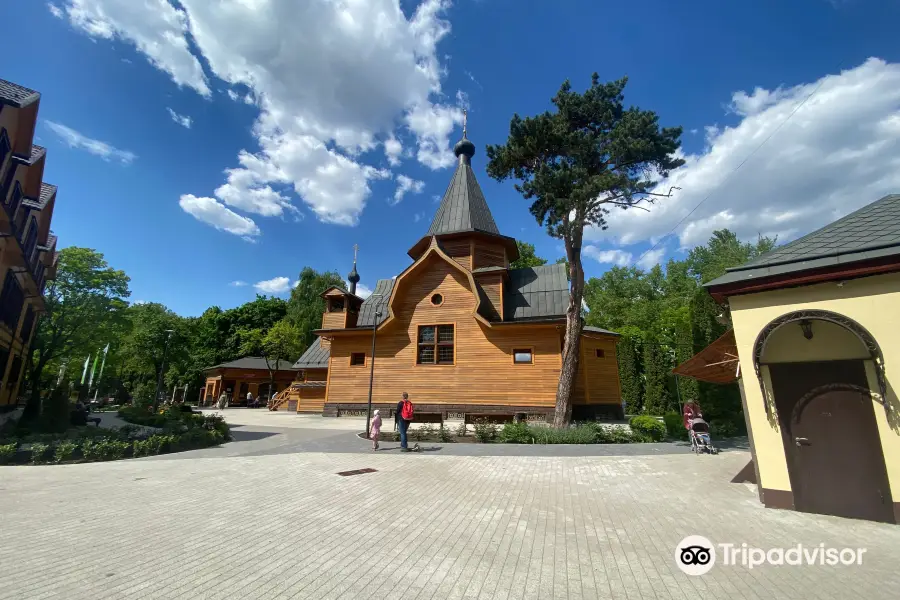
[353,244,359,264]
[462,109,468,137]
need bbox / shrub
[629,415,666,442]
[663,412,687,440]
[40,387,72,434]
[81,439,130,461]
[499,421,531,444]
[530,424,597,444]
[711,420,738,439]
[438,425,454,443]
[454,421,467,438]
[201,415,231,441]
[30,442,51,464]
[0,443,17,464]
[473,420,498,443]
[131,382,155,409]
[54,442,78,463]
[118,406,168,428]
[598,424,638,444]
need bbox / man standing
[396,392,418,452]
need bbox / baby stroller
[682,402,717,455]
[688,417,717,454]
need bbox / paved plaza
[1,412,899,599]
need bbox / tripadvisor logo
[676,536,866,575]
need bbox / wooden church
[275,127,623,421]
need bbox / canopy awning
[672,329,741,384]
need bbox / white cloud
[59,0,210,96]
[45,121,136,164]
[229,280,248,287]
[48,3,63,18]
[166,107,192,129]
[353,283,374,299]
[178,194,260,238]
[384,136,403,167]
[584,247,633,267]
[595,58,900,254]
[391,175,425,205]
[455,90,469,110]
[254,276,292,295]
[413,211,426,222]
[636,247,667,270]
[227,89,240,102]
[58,0,465,232]
[407,102,464,169]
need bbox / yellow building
[0,80,60,407]
[685,193,900,524]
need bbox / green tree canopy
[486,73,684,426]
[23,247,131,420]
[509,240,548,270]
[287,267,346,351]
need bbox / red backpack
[400,399,414,420]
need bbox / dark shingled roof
[583,325,620,337]
[23,183,57,211]
[15,145,46,165]
[358,278,395,327]
[205,356,297,371]
[706,194,900,288]
[504,263,569,321]
[427,156,500,237]
[293,338,330,369]
[0,79,40,107]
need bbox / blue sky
[3,0,900,316]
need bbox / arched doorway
[754,311,894,523]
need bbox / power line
[635,80,825,266]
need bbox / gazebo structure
[200,357,297,406]
[677,193,900,524]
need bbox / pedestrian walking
[370,409,382,451]
[395,392,419,452]
[217,391,228,410]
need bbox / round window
[431,293,443,306]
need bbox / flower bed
[368,420,666,445]
[0,407,230,465]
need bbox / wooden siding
[326,254,564,408]
[472,241,507,270]
[476,273,503,321]
[304,368,328,382]
[297,387,326,413]
[442,239,472,270]
[577,336,621,405]
[322,310,346,330]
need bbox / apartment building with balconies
[0,79,60,407]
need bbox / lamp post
[153,329,175,411]
[364,294,384,438]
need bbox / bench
[464,413,516,425]
[392,411,443,426]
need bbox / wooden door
[769,361,894,523]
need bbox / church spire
[347,244,360,295]
[453,108,476,165]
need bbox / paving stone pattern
[2,450,900,599]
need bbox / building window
[328,297,344,312]
[595,349,605,358]
[0,129,9,172]
[22,217,38,261]
[350,352,366,366]
[0,270,24,331]
[430,293,443,306]
[20,305,35,342]
[417,324,454,365]
[8,181,22,217]
[7,355,21,389]
[513,348,533,364]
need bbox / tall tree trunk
[553,225,585,428]
[21,353,50,422]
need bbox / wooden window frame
[595,348,605,358]
[349,352,366,367]
[415,323,455,366]
[512,347,534,365]
[430,292,443,306]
